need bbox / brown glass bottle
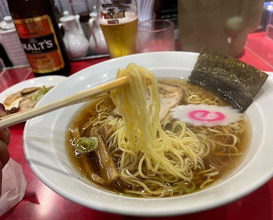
[8,0,70,77]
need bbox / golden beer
[99,13,138,58]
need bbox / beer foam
[99,12,138,25]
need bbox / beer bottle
[7,0,71,77]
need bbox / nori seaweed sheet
[188,48,268,112]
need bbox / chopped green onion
[172,122,183,133]
[33,86,50,103]
[76,137,99,153]
[182,181,196,194]
[196,164,203,171]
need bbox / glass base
[0,65,32,93]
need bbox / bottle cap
[89,6,98,18]
[59,11,75,22]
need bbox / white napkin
[0,158,27,216]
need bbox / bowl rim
[23,51,273,216]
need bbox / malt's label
[14,15,65,73]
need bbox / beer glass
[97,0,138,58]
[137,20,175,53]
[0,59,5,78]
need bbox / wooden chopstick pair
[0,76,129,128]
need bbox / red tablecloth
[2,33,273,220]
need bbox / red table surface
[2,32,273,220]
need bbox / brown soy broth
[65,79,251,196]
[65,98,102,178]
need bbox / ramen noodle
[66,63,250,197]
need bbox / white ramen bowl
[23,52,273,216]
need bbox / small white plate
[0,75,67,106]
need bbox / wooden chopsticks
[0,76,129,128]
